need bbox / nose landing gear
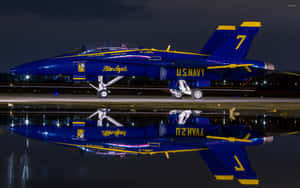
[88,75,124,98]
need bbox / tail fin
[200,25,236,55]
[199,144,259,185]
[208,21,261,61]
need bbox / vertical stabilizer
[208,21,261,60]
[199,144,259,185]
[200,25,236,55]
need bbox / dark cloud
[0,0,151,20]
[0,0,299,71]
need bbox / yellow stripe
[285,131,299,135]
[207,64,253,69]
[216,25,236,30]
[245,66,252,72]
[165,152,170,159]
[238,179,259,185]
[206,136,252,143]
[55,142,208,155]
[282,72,300,77]
[57,48,210,59]
[72,121,86,124]
[149,148,207,154]
[243,133,251,139]
[162,49,209,56]
[214,175,234,180]
[240,21,261,27]
[73,77,86,80]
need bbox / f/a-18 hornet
[10,21,276,99]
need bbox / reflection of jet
[9,110,285,185]
[10,21,279,99]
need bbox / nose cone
[9,59,73,75]
[9,68,17,74]
[9,60,47,75]
[8,125,25,135]
[9,64,30,75]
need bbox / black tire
[172,91,183,99]
[97,90,109,98]
[192,89,203,99]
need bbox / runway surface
[1,94,300,110]
[0,94,299,103]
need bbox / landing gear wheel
[172,91,183,99]
[98,90,109,98]
[192,89,203,99]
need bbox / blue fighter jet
[10,109,295,185]
[10,21,276,99]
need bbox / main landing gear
[169,80,203,100]
[88,76,124,98]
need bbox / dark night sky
[0,0,299,72]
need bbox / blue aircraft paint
[9,111,273,185]
[9,21,274,94]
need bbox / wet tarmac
[1,94,300,110]
[0,106,300,188]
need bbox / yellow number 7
[235,35,247,50]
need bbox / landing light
[25,75,30,80]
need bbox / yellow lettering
[102,65,127,73]
[235,35,247,50]
[102,129,127,137]
[200,128,204,136]
[234,155,245,171]
[182,128,186,136]
[176,68,181,76]
[196,69,200,77]
[188,68,193,76]
[182,68,187,77]
[192,69,196,76]
[176,128,181,136]
[201,69,205,77]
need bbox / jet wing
[55,139,208,157]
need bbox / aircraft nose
[9,59,73,75]
[9,64,34,74]
[9,67,18,74]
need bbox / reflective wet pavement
[1,107,300,188]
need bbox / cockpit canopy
[82,42,140,54]
[55,42,140,57]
